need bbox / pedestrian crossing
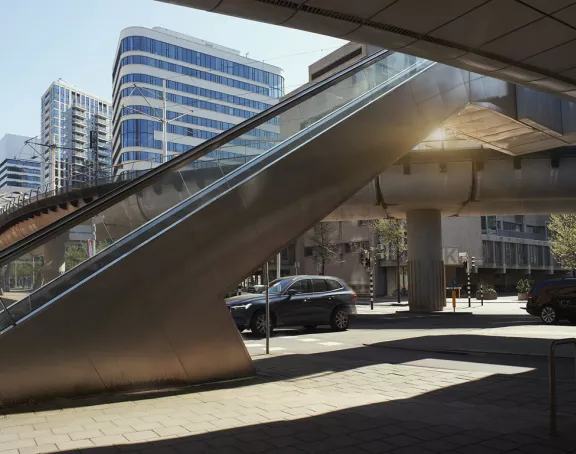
[243,334,345,354]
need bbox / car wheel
[250,311,272,337]
[330,307,349,331]
[541,305,558,325]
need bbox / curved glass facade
[120,106,280,139]
[119,55,270,97]
[119,74,273,110]
[118,88,279,125]
[120,119,275,152]
[115,36,284,98]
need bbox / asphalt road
[243,302,576,380]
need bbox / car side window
[327,279,343,291]
[289,279,312,294]
[557,285,576,297]
[312,279,330,293]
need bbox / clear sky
[0,0,345,139]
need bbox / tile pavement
[0,352,573,453]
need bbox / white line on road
[297,338,320,342]
[319,342,343,346]
[244,343,264,348]
[264,347,287,351]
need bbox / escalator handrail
[0,49,393,268]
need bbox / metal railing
[548,338,576,436]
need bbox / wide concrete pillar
[407,209,445,312]
[41,234,67,285]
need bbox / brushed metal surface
[0,62,477,404]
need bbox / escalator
[0,50,473,404]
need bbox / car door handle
[328,296,334,300]
[303,298,311,302]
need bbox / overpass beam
[407,209,445,312]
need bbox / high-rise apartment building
[112,27,283,177]
[0,134,41,203]
[40,80,112,190]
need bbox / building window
[304,247,314,257]
[502,222,523,232]
[116,36,285,97]
[118,55,272,98]
[482,240,494,264]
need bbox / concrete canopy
[159,0,576,100]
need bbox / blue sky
[0,0,345,139]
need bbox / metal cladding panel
[478,158,576,200]
[378,161,473,209]
[371,0,486,35]
[216,0,301,24]
[430,0,542,48]
[281,11,360,37]
[156,0,576,100]
[523,0,575,14]
[516,86,564,134]
[305,0,395,18]
[480,18,576,62]
[0,62,476,404]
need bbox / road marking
[244,343,264,348]
[319,342,343,346]
[264,347,287,352]
[297,338,320,342]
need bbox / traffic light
[471,256,476,271]
[359,249,365,265]
[363,249,371,268]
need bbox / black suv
[526,278,576,324]
[226,275,357,336]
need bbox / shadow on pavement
[31,344,576,454]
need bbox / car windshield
[268,278,294,295]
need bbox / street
[244,301,576,380]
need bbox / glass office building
[112,27,284,177]
[0,134,41,204]
[40,80,112,190]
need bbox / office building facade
[40,80,112,190]
[112,27,283,177]
[0,134,41,203]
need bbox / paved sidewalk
[0,344,572,453]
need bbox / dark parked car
[526,278,576,324]
[226,275,357,336]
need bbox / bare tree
[371,219,407,303]
[309,222,340,275]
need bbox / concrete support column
[41,234,67,285]
[407,209,445,312]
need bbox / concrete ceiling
[159,0,576,100]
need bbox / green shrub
[516,279,532,293]
[476,284,497,300]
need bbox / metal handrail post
[548,338,576,436]
[0,297,15,327]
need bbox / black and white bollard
[467,271,471,308]
[370,269,374,310]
